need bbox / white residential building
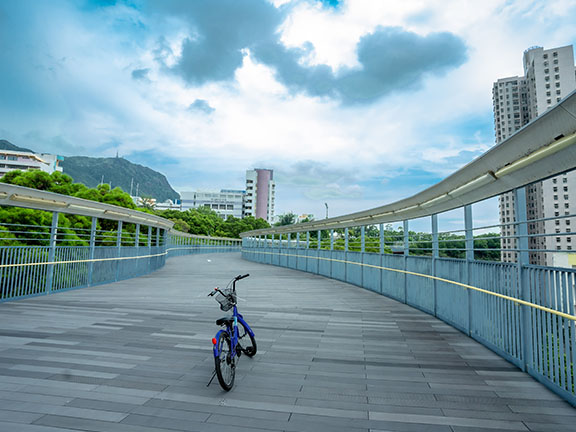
[244,169,275,222]
[494,45,576,266]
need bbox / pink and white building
[243,169,275,222]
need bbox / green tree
[274,212,296,226]
[0,170,142,245]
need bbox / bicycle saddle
[216,316,234,326]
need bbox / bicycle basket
[215,289,236,311]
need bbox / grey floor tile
[0,253,574,432]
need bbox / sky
[1,0,575,222]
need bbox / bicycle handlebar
[235,274,250,281]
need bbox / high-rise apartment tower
[243,169,275,222]
[493,45,576,266]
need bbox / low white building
[0,150,63,177]
[180,189,245,219]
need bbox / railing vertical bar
[0,248,6,299]
[7,248,15,299]
[536,269,545,375]
[545,270,554,381]
[557,271,567,390]
[116,221,122,282]
[568,271,576,394]
[16,247,24,298]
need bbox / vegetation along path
[0,252,574,432]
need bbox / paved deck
[0,252,575,432]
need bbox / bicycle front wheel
[238,321,257,357]
[215,332,235,391]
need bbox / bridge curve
[0,252,574,431]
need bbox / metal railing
[240,90,576,406]
[0,183,241,302]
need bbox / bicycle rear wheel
[238,321,257,357]
[215,332,235,391]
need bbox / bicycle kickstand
[206,369,217,387]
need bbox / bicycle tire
[238,321,257,357]
[215,332,235,391]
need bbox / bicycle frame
[212,306,255,358]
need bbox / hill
[0,139,34,153]
[60,156,180,202]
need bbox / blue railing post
[403,220,409,303]
[45,211,59,294]
[135,223,140,275]
[115,221,122,281]
[287,233,291,248]
[88,217,97,286]
[515,186,532,372]
[330,229,334,250]
[465,205,473,335]
[432,214,439,317]
[296,232,300,249]
[147,225,152,269]
[317,230,321,250]
[361,226,365,252]
[345,228,349,252]
[306,232,309,249]
[379,223,384,254]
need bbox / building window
[553,187,558,192]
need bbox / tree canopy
[156,207,270,238]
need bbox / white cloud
[1,0,575,220]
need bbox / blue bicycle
[207,274,257,391]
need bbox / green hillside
[60,156,180,202]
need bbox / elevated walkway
[0,253,574,432]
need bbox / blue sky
[1,0,575,221]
